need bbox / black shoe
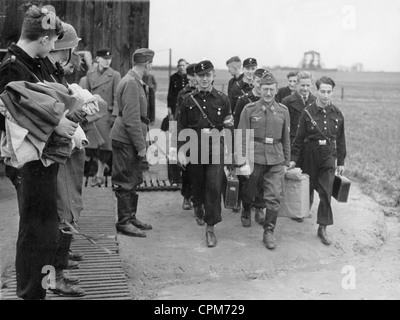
[68,251,84,261]
[317,226,332,245]
[50,279,85,297]
[67,260,79,269]
[117,224,146,237]
[194,206,205,226]
[241,216,251,228]
[263,230,276,250]
[131,218,152,230]
[254,208,266,225]
[291,217,304,223]
[206,231,217,247]
[232,206,241,213]
[182,198,192,210]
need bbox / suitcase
[332,175,351,202]
[167,158,182,184]
[278,173,310,219]
[224,169,240,209]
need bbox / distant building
[302,50,321,70]
[351,63,363,72]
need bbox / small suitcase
[224,169,240,209]
[167,158,182,184]
[332,175,351,202]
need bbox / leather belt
[254,137,282,145]
[305,138,335,146]
[118,111,150,125]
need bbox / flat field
[151,68,400,210]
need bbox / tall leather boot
[130,193,152,230]
[241,202,252,227]
[263,209,278,249]
[115,191,145,237]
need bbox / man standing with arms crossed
[111,48,154,237]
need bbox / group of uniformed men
[166,56,346,250]
[0,3,346,301]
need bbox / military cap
[186,63,197,76]
[195,60,214,75]
[226,56,241,65]
[133,48,155,63]
[254,68,269,78]
[243,58,257,68]
[260,72,278,85]
[97,48,112,59]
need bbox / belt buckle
[319,140,327,145]
[264,138,273,144]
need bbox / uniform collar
[256,99,277,112]
[192,87,219,98]
[309,101,334,114]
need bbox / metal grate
[1,186,132,300]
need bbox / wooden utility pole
[168,48,172,79]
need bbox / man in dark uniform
[168,58,189,117]
[275,71,298,103]
[177,60,233,248]
[282,71,317,144]
[229,57,257,114]
[233,68,269,224]
[290,76,346,246]
[0,6,77,300]
[110,48,154,237]
[174,63,197,210]
[237,72,291,250]
[226,56,243,100]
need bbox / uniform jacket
[85,66,121,150]
[233,90,260,129]
[177,87,233,160]
[291,102,346,166]
[110,69,148,152]
[275,86,292,104]
[227,73,244,100]
[167,71,188,111]
[0,44,55,132]
[282,91,317,141]
[175,84,196,120]
[237,100,291,166]
[229,78,253,114]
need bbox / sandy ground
[1,97,400,300]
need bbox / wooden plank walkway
[0,184,132,300]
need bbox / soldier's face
[297,78,313,96]
[196,71,215,90]
[178,61,187,73]
[38,35,58,58]
[243,66,257,81]
[98,56,112,69]
[227,62,240,76]
[316,83,333,106]
[260,83,277,104]
[187,75,197,87]
[288,76,298,91]
[253,76,262,95]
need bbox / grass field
[152,68,400,210]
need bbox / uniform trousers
[181,164,192,200]
[188,162,225,226]
[111,140,143,226]
[302,142,336,226]
[7,161,60,300]
[242,163,285,230]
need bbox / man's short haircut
[316,76,336,90]
[20,5,63,41]
[177,58,188,65]
[226,56,241,65]
[297,71,313,82]
[287,71,299,78]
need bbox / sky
[149,0,400,72]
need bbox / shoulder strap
[304,108,331,141]
[190,94,216,128]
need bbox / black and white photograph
[0,0,399,306]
